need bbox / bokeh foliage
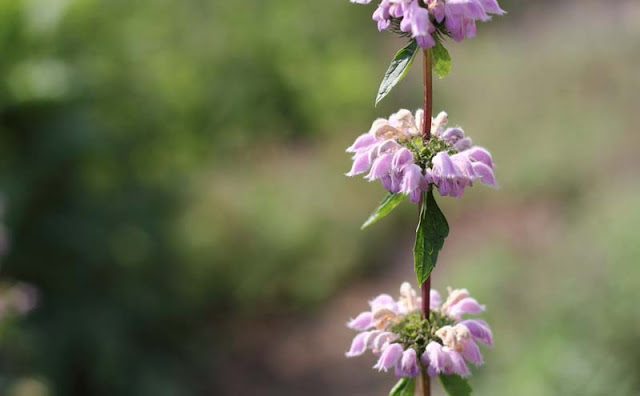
[0,0,386,394]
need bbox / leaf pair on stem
[361,189,448,285]
[389,375,472,396]
[376,39,451,106]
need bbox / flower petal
[366,153,394,181]
[453,137,473,151]
[346,331,369,357]
[448,297,485,320]
[346,133,376,153]
[465,146,493,167]
[461,338,484,366]
[347,311,373,331]
[391,148,414,172]
[446,348,471,377]
[440,127,465,143]
[430,289,442,310]
[423,341,448,374]
[346,151,372,177]
[460,319,494,346]
[369,294,395,309]
[373,343,403,372]
[472,162,498,188]
[398,348,420,377]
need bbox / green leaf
[432,40,452,79]
[389,377,415,396]
[375,40,419,106]
[413,189,449,284]
[440,375,473,396]
[361,193,406,230]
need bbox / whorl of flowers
[350,0,505,48]
[346,109,497,202]
[346,282,492,378]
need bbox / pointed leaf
[413,189,449,284]
[361,193,405,230]
[389,377,415,396]
[440,375,472,396]
[432,40,452,79]
[376,40,419,106]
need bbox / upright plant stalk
[419,47,433,396]
[346,2,504,394]
[422,48,433,144]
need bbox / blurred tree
[0,0,385,394]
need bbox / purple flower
[351,0,504,46]
[374,343,404,372]
[367,153,394,181]
[447,297,485,320]
[396,348,420,377]
[472,162,497,187]
[431,151,468,198]
[346,109,497,200]
[430,289,442,310]
[347,311,373,331]
[445,348,471,376]
[429,144,497,198]
[423,341,448,374]
[372,0,392,31]
[440,127,465,143]
[346,331,370,357]
[460,338,483,365]
[460,319,494,346]
[346,133,377,153]
[346,151,372,177]
[453,137,473,151]
[400,164,424,203]
[346,284,493,380]
[370,293,396,310]
[401,2,436,49]
[465,146,493,167]
[392,148,414,170]
[478,0,505,15]
[423,341,471,377]
[373,331,398,352]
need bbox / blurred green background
[1,0,639,395]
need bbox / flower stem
[417,365,431,396]
[419,276,431,396]
[418,47,433,396]
[422,48,433,143]
[421,276,431,320]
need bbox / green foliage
[361,193,406,229]
[413,190,449,284]
[0,0,382,394]
[440,375,473,396]
[390,377,415,396]
[432,40,452,78]
[376,40,419,106]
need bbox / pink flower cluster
[345,282,493,378]
[346,109,497,202]
[423,288,492,377]
[350,0,505,48]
